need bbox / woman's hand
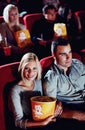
[54,101,63,117]
[42,115,56,126]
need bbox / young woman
[56,4,81,51]
[9,52,63,130]
[0,4,32,63]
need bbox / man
[42,0,61,10]
[43,37,85,122]
[31,4,57,59]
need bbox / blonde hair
[3,4,19,25]
[18,53,42,82]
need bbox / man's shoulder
[43,65,58,79]
[72,58,85,70]
[72,58,84,66]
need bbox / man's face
[54,44,72,69]
[44,9,57,21]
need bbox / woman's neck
[18,80,34,91]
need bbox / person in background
[56,4,80,51]
[0,0,17,16]
[0,4,32,63]
[64,0,85,12]
[8,52,63,130]
[42,0,66,11]
[43,37,85,129]
[31,4,57,59]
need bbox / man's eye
[60,53,66,56]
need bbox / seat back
[0,16,4,24]
[72,52,82,61]
[74,10,85,33]
[0,62,19,130]
[40,56,53,74]
[23,13,43,33]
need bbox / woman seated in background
[56,4,80,51]
[0,4,32,62]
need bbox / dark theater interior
[0,1,85,130]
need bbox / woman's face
[23,61,38,81]
[9,9,18,23]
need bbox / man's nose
[66,54,70,59]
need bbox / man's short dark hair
[42,4,56,14]
[51,37,70,54]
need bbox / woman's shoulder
[0,22,9,33]
[11,84,24,94]
[0,22,7,28]
[34,79,42,86]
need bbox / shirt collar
[53,59,72,75]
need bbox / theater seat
[74,10,85,33]
[74,10,85,50]
[23,12,59,34]
[23,13,43,33]
[40,56,53,73]
[0,16,4,24]
[0,62,19,130]
[72,52,82,61]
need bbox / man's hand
[54,101,63,117]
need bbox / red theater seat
[23,12,59,34]
[0,16,4,24]
[0,62,19,130]
[23,13,43,33]
[74,10,85,33]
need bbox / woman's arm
[26,116,56,128]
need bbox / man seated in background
[31,4,57,59]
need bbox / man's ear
[43,14,48,20]
[52,52,55,57]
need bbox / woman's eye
[33,67,37,71]
[25,67,29,71]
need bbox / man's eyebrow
[59,50,72,55]
[59,52,66,55]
